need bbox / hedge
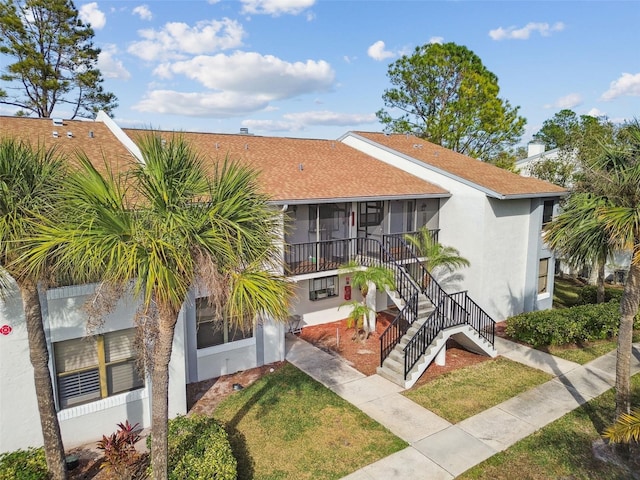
[0,448,48,480]
[148,415,237,480]
[505,300,639,348]
[578,284,624,305]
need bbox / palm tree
[0,138,68,480]
[560,120,640,418]
[339,261,394,338]
[24,133,292,480]
[338,300,373,341]
[545,193,615,304]
[404,226,470,283]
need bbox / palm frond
[603,409,640,444]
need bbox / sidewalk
[285,334,640,479]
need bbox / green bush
[577,284,624,305]
[506,300,638,347]
[148,415,237,480]
[0,448,48,480]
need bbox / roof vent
[66,131,73,138]
[52,118,63,126]
[52,131,59,138]
[89,131,94,138]
[245,143,249,150]
[240,127,249,135]
[299,163,304,171]
[413,144,423,149]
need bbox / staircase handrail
[351,238,422,366]
[402,295,465,378]
[379,302,414,366]
[382,234,447,307]
[450,290,496,345]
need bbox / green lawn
[402,357,552,423]
[540,331,640,365]
[459,373,640,479]
[212,363,407,480]
[552,276,584,308]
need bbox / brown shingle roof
[350,132,567,198]
[124,128,449,202]
[0,116,137,176]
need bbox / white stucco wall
[0,281,42,452]
[0,281,188,453]
[340,135,542,321]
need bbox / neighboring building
[0,115,566,453]
[517,141,631,283]
[516,141,561,178]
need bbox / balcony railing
[284,229,439,276]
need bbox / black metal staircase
[377,234,496,387]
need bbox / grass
[553,276,584,308]
[402,357,553,423]
[540,331,640,365]
[459,373,640,480]
[212,363,407,480]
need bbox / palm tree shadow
[222,364,308,480]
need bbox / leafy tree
[533,109,581,150]
[527,151,577,188]
[530,110,617,186]
[487,146,527,172]
[0,0,117,118]
[24,134,292,480]
[376,42,526,160]
[339,262,394,338]
[0,138,68,479]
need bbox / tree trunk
[20,279,67,480]
[150,305,179,480]
[615,262,640,418]
[597,258,606,304]
[364,281,377,337]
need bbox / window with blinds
[196,297,253,349]
[54,328,143,409]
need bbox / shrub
[0,448,48,480]
[97,420,141,479]
[148,415,236,480]
[578,285,624,305]
[506,300,638,347]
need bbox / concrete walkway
[285,334,640,479]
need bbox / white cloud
[367,41,395,61]
[136,52,335,117]
[242,110,376,133]
[429,36,444,44]
[79,2,106,30]
[543,93,583,109]
[128,18,245,61]
[489,22,565,41]
[282,110,377,126]
[160,51,335,99]
[132,5,152,21]
[586,108,606,117]
[97,44,130,80]
[241,119,302,132]
[133,90,271,117]
[241,0,315,16]
[600,72,640,101]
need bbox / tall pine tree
[0,0,117,118]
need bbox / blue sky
[12,1,640,146]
